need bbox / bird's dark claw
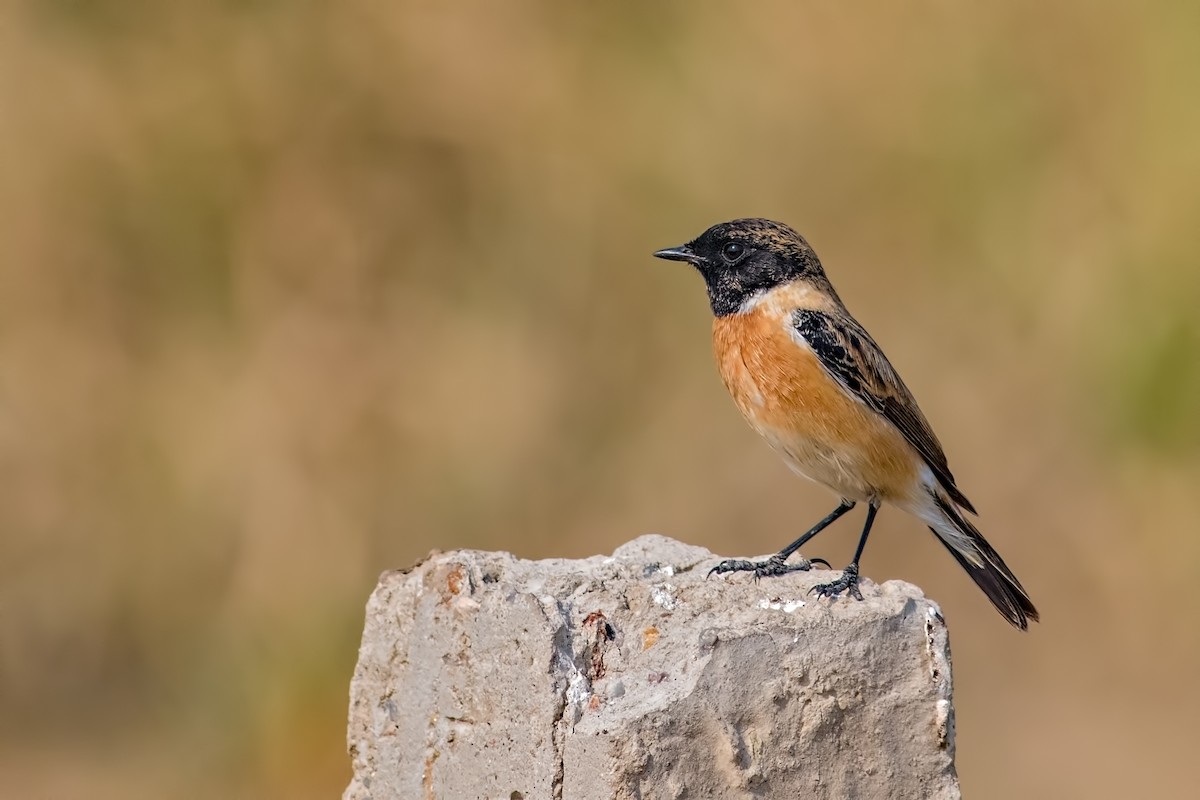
[809,562,863,601]
[708,554,830,580]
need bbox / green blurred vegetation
[1,1,1198,797]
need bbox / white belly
[760,426,880,503]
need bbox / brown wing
[792,309,976,513]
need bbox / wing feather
[792,309,976,513]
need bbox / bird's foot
[810,562,864,601]
[708,553,831,580]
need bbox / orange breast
[711,302,922,503]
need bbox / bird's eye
[721,241,745,263]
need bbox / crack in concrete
[539,594,592,800]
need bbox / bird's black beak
[653,244,701,266]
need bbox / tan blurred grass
[1,1,1198,797]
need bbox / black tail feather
[931,497,1039,630]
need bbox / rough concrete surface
[344,534,959,800]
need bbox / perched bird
[654,218,1038,629]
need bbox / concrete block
[344,534,959,799]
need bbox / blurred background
[1,1,1198,797]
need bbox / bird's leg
[708,500,854,579]
[811,502,879,601]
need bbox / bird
[654,218,1038,629]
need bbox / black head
[653,218,831,316]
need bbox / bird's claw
[707,554,830,580]
[809,563,863,601]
